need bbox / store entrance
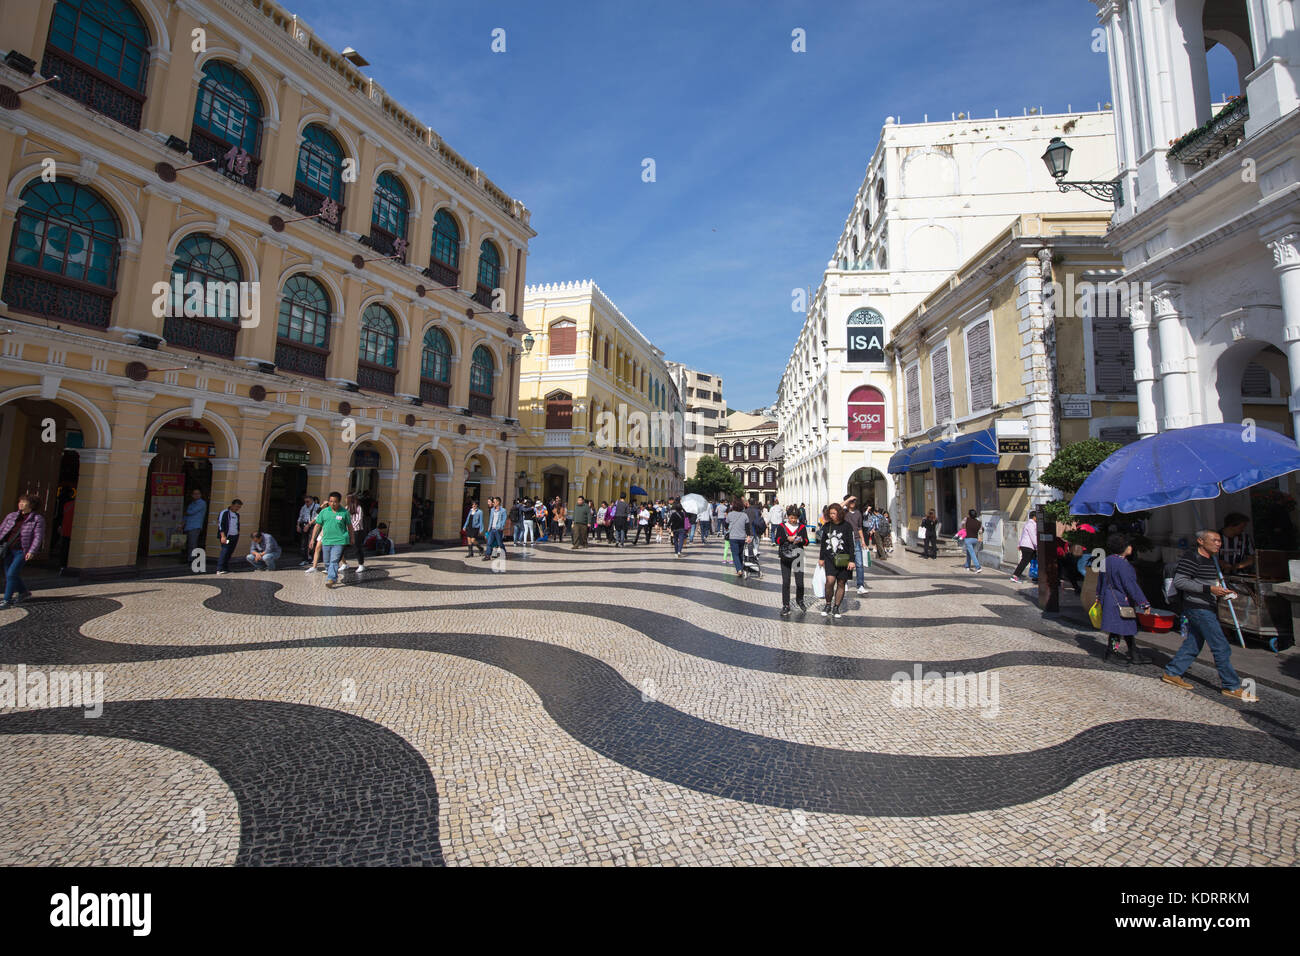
[138,418,216,566]
[937,468,958,537]
[262,442,311,545]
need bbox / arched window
[748,468,759,486]
[733,469,744,483]
[546,391,573,430]
[732,441,744,460]
[190,61,263,188]
[419,327,452,406]
[45,0,150,128]
[294,124,345,230]
[549,319,577,355]
[275,275,331,378]
[357,304,398,393]
[748,441,760,459]
[427,209,460,286]
[369,171,409,260]
[6,178,120,328]
[475,240,501,306]
[469,345,495,416]
[764,440,775,458]
[764,468,776,486]
[719,445,729,461]
[164,234,242,357]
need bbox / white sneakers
[857,585,867,595]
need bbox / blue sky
[288,1,1126,411]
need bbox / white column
[1130,297,1159,437]
[1266,229,1300,438]
[1152,283,1191,430]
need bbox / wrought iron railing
[357,361,395,394]
[163,314,237,357]
[275,340,328,378]
[3,266,114,328]
[468,393,493,417]
[188,126,261,190]
[419,379,450,406]
[42,48,144,130]
[472,283,494,308]
[424,258,458,288]
[1168,96,1249,168]
[292,183,344,232]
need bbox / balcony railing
[3,266,114,329]
[548,356,575,372]
[275,340,328,378]
[42,48,144,130]
[423,259,458,288]
[188,126,261,191]
[364,226,407,263]
[163,314,237,358]
[292,183,344,233]
[468,393,494,417]
[544,429,570,447]
[1168,96,1249,169]
[419,379,450,406]
[472,284,494,308]
[357,361,395,394]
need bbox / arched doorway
[139,416,221,566]
[543,465,568,506]
[261,434,313,546]
[463,452,493,518]
[348,441,383,499]
[847,466,887,509]
[412,446,450,543]
[0,396,86,571]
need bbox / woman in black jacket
[775,504,810,615]
[818,502,856,618]
[920,509,939,559]
[668,502,687,557]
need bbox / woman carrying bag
[775,505,809,616]
[961,509,983,573]
[724,497,752,578]
[1096,532,1152,665]
[818,502,855,619]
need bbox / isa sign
[847,308,885,364]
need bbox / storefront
[139,418,216,564]
[262,442,312,543]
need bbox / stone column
[1152,283,1191,430]
[4,0,55,65]
[1129,297,1159,437]
[1265,229,1300,438]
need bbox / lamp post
[521,331,535,354]
[1041,137,1122,205]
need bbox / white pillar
[1130,297,1159,437]
[1152,283,1191,430]
[1266,228,1300,438]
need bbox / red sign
[847,386,886,442]
[150,472,185,497]
[184,442,216,459]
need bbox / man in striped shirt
[1161,529,1252,701]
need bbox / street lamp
[1041,137,1122,205]
[521,331,535,353]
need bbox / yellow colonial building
[0,0,535,574]
[886,213,1135,565]
[518,281,683,505]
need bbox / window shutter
[545,393,572,429]
[549,320,576,355]
[906,365,921,434]
[931,346,951,423]
[1092,312,1134,394]
[967,321,993,412]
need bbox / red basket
[1138,609,1177,632]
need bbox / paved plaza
[1,542,1298,867]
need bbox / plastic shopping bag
[813,563,827,599]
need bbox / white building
[1090,0,1300,552]
[665,362,726,479]
[777,110,1118,521]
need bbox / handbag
[834,553,851,569]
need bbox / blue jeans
[246,552,279,570]
[853,540,865,587]
[218,535,238,572]
[1166,607,1242,690]
[323,544,344,583]
[513,522,524,544]
[673,529,686,554]
[730,539,746,573]
[962,538,981,569]
[4,547,28,602]
[485,528,503,557]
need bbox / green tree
[1040,438,1149,552]
[684,455,744,501]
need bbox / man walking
[572,496,591,549]
[845,497,867,595]
[314,492,351,589]
[484,497,507,561]
[1161,529,1254,701]
[768,499,784,545]
[216,499,242,575]
[183,488,207,564]
[612,494,630,547]
[295,494,318,565]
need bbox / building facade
[0,0,535,573]
[664,361,724,480]
[886,213,1132,564]
[517,280,683,505]
[777,110,1118,523]
[715,411,780,505]
[1091,0,1299,549]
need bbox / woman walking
[724,497,752,579]
[344,493,366,573]
[961,509,983,573]
[817,502,855,618]
[775,505,809,615]
[0,494,45,609]
[1010,514,1037,582]
[669,501,687,557]
[920,509,939,559]
[1098,533,1152,664]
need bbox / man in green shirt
[571,496,592,550]
[314,491,351,588]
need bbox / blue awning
[907,440,951,471]
[887,447,916,474]
[942,427,999,467]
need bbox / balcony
[188,127,260,191]
[3,266,114,329]
[1168,96,1249,169]
[544,429,570,447]
[472,284,494,308]
[419,379,450,406]
[423,258,458,288]
[364,227,407,264]
[42,48,143,130]
[292,183,344,233]
[357,361,395,394]
[163,314,237,358]
[275,340,328,378]
[548,356,575,372]
[468,393,494,417]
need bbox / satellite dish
[268,215,286,232]
[351,254,365,270]
[124,361,149,382]
[405,413,416,427]
[154,161,178,183]
[249,384,267,402]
